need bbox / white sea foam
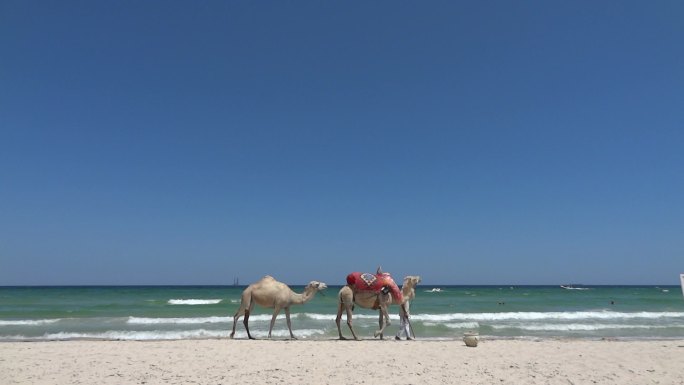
[202,311,684,323]
[423,322,480,329]
[410,311,684,322]
[167,299,222,305]
[5,329,229,341]
[130,313,335,324]
[300,313,400,321]
[127,316,230,325]
[300,313,336,320]
[0,319,61,326]
[236,314,288,321]
[0,328,326,341]
[490,323,684,331]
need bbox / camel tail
[337,284,355,311]
[233,291,253,318]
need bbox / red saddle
[346,272,403,303]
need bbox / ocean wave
[167,299,223,305]
[490,323,684,331]
[207,310,684,323]
[0,319,61,326]
[129,314,328,324]
[240,312,417,324]
[128,316,230,325]
[237,314,292,321]
[410,311,684,322]
[1,329,229,341]
[0,328,326,341]
[423,322,480,329]
[300,313,397,320]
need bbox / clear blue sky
[1,1,683,286]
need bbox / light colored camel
[230,275,327,340]
[336,274,421,340]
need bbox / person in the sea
[395,276,417,341]
[395,300,412,340]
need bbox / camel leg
[285,307,296,340]
[337,286,359,340]
[374,295,391,339]
[230,305,243,339]
[230,297,249,339]
[268,306,282,339]
[375,307,385,339]
[336,300,359,340]
[335,299,346,340]
[244,300,256,340]
[345,304,359,340]
[232,289,253,339]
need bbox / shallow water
[1,285,683,341]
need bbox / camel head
[305,281,328,293]
[403,276,421,288]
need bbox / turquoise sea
[1,285,683,341]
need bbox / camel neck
[402,285,415,301]
[291,289,315,305]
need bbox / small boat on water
[426,288,442,293]
[560,285,590,290]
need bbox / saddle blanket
[346,272,403,303]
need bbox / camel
[336,268,421,340]
[230,275,327,340]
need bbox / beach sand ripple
[1,339,683,384]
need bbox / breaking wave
[167,299,222,305]
[423,322,480,329]
[128,316,230,325]
[490,323,684,331]
[0,319,61,326]
[0,328,326,341]
[410,311,684,322]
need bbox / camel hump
[259,275,276,283]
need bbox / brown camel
[336,270,421,340]
[230,275,327,340]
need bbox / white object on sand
[463,332,479,347]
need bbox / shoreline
[3,335,684,343]
[2,339,683,384]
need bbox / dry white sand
[1,339,683,384]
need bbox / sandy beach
[1,338,683,385]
